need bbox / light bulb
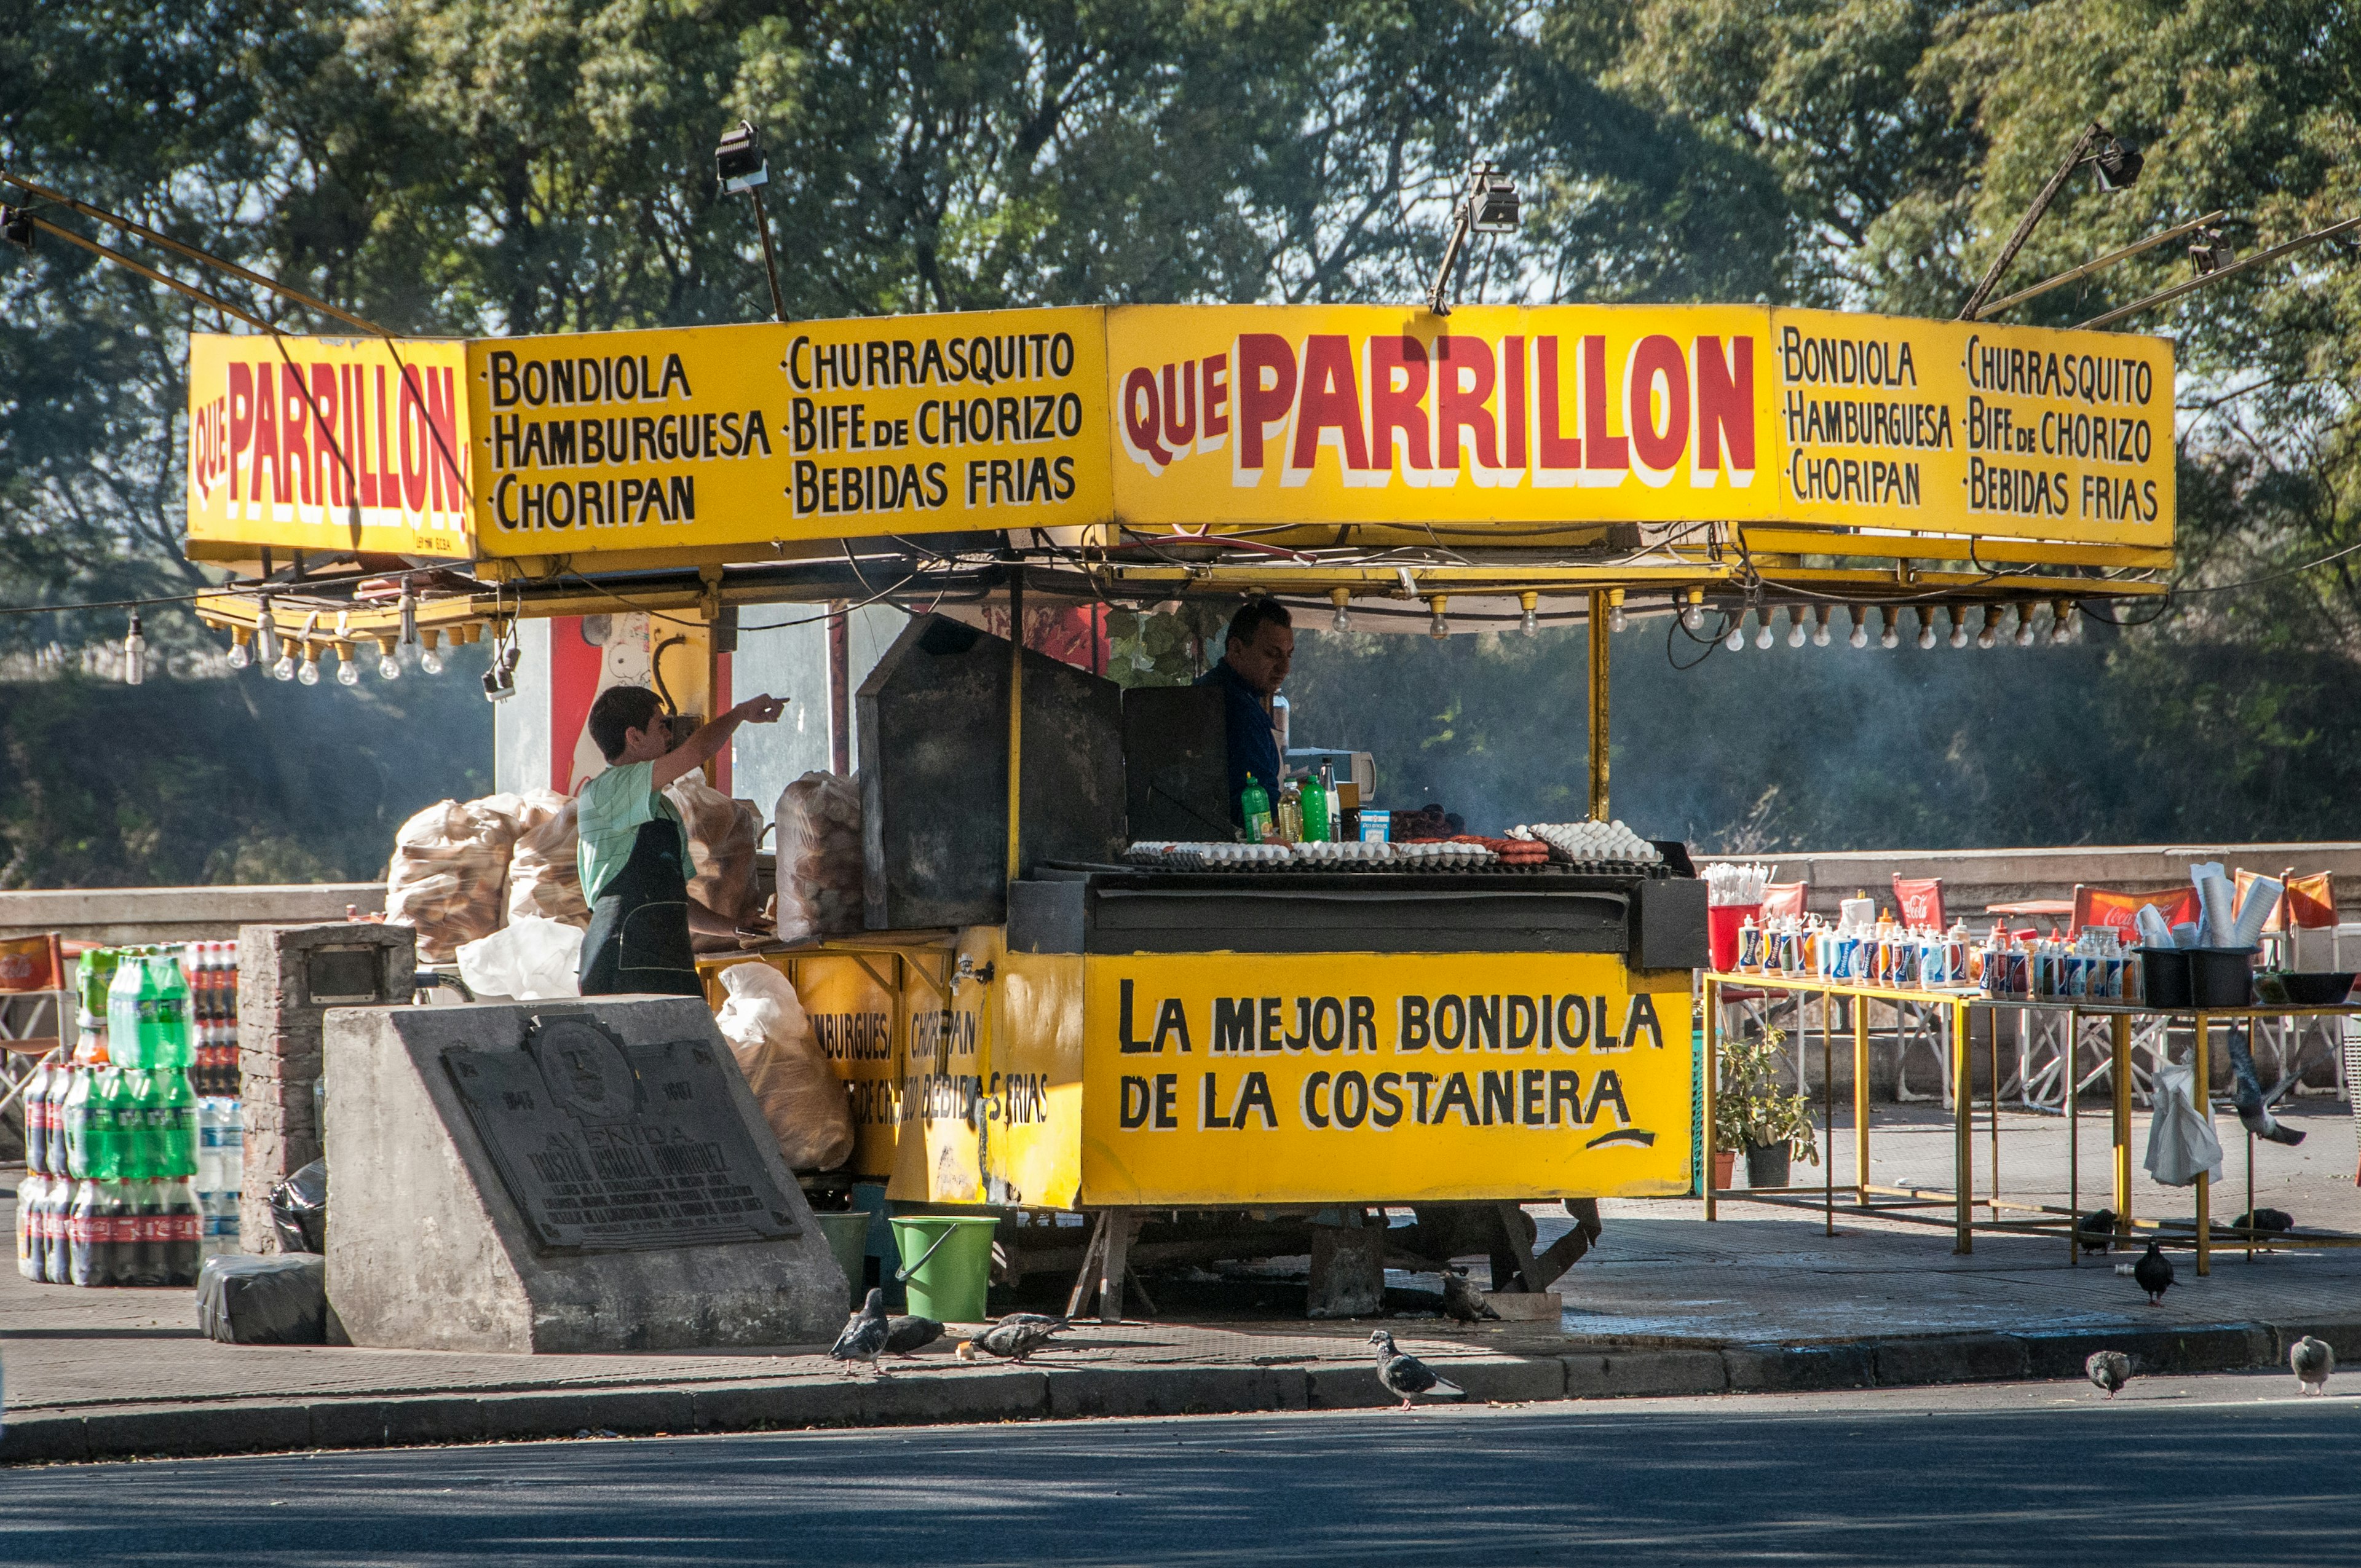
[122,612,146,686]
[419,645,445,676]
[1753,612,1773,650]
[1519,593,1540,636]
[1947,609,1968,649]
[1849,611,1869,650]
[398,589,419,653]
[1330,589,1351,633]
[255,604,280,667]
[1724,619,1745,652]
[1682,594,1704,631]
[1976,610,1997,650]
[226,629,252,670]
[1812,607,1832,648]
[379,655,401,680]
[1607,591,1627,634]
[297,650,320,686]
[1428,597,1449,641]
[1916,609,1937,650]
[272,652,296,681]
[337,658,360,687]
[1786,609,1806,648]
[1879,610,1899,650]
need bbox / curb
[3,1316,2341,1464]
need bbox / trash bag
[772,771,864,942]
[269,1159,328,1255]
[713,963,855,1171]
[507,795,591,928]
[456,917,585,1001]
[664,776,765,923]
[197,1253,327,1345]
[2144,1060,2224,1187]
[384,796,530,962]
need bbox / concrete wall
[0,884,386,947]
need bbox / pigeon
[963,1316,1069,1362]
[1369,1330,1466,1411]
[883,1314,944,1357]
[2231,1208,2295,1235]
[2292,1335,2335,1396]
[1441,1269,1501,1324]
[2132,1241,2175,1306]
[828,1288,892,1376]
[2074,1209,2118,1255]
[2086,1350,2134,1400]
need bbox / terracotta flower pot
[1711,1150,1736,1190]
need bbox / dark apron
[578,818,704,996]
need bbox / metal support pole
[2111,1012,2132,1235]
[2196,1011,2212,1275]
[1702,977,1718,1221]
[2068,1007,2079,1264]
[1988,1005,2001,1210]
[1953,999,1973,1254]
[1588,591,1610,822]
[1824,996,1835,1235]
[745,184,788,324]
[1006,573,1025,885]
[1853,999,1870,1204]
[1958,122,2105,320]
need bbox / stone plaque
[444,1014,799,1255]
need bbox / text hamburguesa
[478,331,1087,532]
[1115,982,1666,1132]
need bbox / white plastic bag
[713,963,854,1171]
[384,797,528,962]
[663,776,765,923]
[507,796,590,928]
[772,771,865,942]
[2143,1059,2223,1187]
[455,918,586,1001]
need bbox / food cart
[183,302,2177,1312]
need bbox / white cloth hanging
[2144,1059,2224,1187]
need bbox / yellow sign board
[1104,304,2175,545]
[464,307,1112,556]
[189,304,2173,558]
[187,334,473,559]
[1078,952,1693,1206]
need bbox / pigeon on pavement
[994,1312,1072,1333]
[1369,1330,1466,1411]
[2074,1209,2118,1255]
[884,1314,944,1357]
[2132,1241,2174,1306]
[2086,1350,2133,1400]
[2231,1208,2295,1235]
[829,1288,892,1376]
[1441,1269,1501,1324]
[964,1316,1069,1362]
[2292,1335,2335,1395]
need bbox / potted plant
[1714,1028,1819,1189]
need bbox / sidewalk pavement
[7,1102,2359,1464]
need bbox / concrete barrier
[0,883,382,946]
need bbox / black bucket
[2189,947,2258,1009]
[2139,947,2193,1009]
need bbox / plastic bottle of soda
[124,1180,164,1287]
[35,1178,63,1283]
[162,1178,202,1285]
[150,951,192,1070]
[118,1070,154,1182]
[60,1066,92,1179]
[66,1178,102,1286]
[21,1060,52,1176]
[158,1070,198,1178]
[105,951,144,1071]
[16,1173,46,1281]
[93,1067,133,1181]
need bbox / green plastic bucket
[888,1215,1000,1323]
[813,1211,872,1309]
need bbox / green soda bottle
[106,952,146,1070]
[87,1068,125,1180]
[158,1070,199,1178]
[121,1070,159,1181]
[148,952,192,1070]
[1300,770,1331,842]
[1241,774,1273,843]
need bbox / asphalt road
[4,1372,2354,1566]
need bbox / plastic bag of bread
[712,962,854,1171]
[662,775,764,923]
[772,771,864,942]
[383,797,526,963]
[507,794,590,928]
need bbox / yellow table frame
[1702,971,2361,1275]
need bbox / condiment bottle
[1241,774,1273,844]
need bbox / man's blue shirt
[1195,658,1281,828]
